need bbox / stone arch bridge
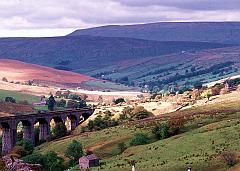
[0,108,94,155]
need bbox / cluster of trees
[152,118,185,140]
[47,94,87,111]
[21,140,84,170]
[139,61,235,92]
[87,111,118,131]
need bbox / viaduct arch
[0,108,94,155]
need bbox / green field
[34,98,240,171]
[0,89,40,103]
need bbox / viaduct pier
[0,108,94,154]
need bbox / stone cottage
[79,154,100,169]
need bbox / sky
[0,0,240,37]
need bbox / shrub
[51,122,67,139]
[22,151,66,171]
[68,94,81,100]
[132,106,153,120]
[67,100,78,109]
[152,122,170,140]
[118,142,127,153]
[2,77,8,82]
[168,118,185,135]
[22,153,46,167]
[114,98,125,104]
[87,115,119,131]
[56,99,66,108]
[10,145,27,158]
[221,151,238,166]
[65,140,84,166]
[16,139,34,155]
[5,96,16,103]
[130,133,149,146]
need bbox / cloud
[114,0,240,11]
[0,0,239,31]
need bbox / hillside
[0,59,96,86]
[36,91,240,171]
[87,46,240,90]
[69,22,240,44]
[0,36,231,73]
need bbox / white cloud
[0,0,239,37]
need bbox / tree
[77,100,87,108]
[87,120,94,131]
[5,97,16,103]
[47,95,56,111]
[67,100,78,109]
[114,98,125,104]
[201,90,212,101]
[132,106,153,120]
[22,151,66,171]
[152,122,170,140]
[51,122,67,139]
[2,77,8,82]
[65,140,84,166]
[22,153,47,168]
[56,99,66,108]
[68,94,81,100]
[45,151,66,171]
[130,133,149,146]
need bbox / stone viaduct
[0,108,94,155]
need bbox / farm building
[79,154,100,169]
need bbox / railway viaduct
[0,108,94,155]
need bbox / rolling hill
[87,46,240,90]
[69,22,240,44]
[0,36,232,73]
[0,59,95,85]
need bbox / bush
[221,151,238,166]
[22,151,66,171]
[10,145,27,158]
[5,96,16,103]
[16,139,34,155]
[130,133,149,146]
[56,99,66,108]
[51,122,67,139]
[118,142,127,153]
[68,94,81,100]
[22,153,46,167]
[2,77,8,82]
[132,106,153,120]
[65,140,84,166]
[87,115,118,131]
[114,98,125,104]
[168,118,185,136]
[152,122,169,140]
[67,100,78,109]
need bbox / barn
[79,154,100,169]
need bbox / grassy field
[34,94,240,171]
[0,89,40,103]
